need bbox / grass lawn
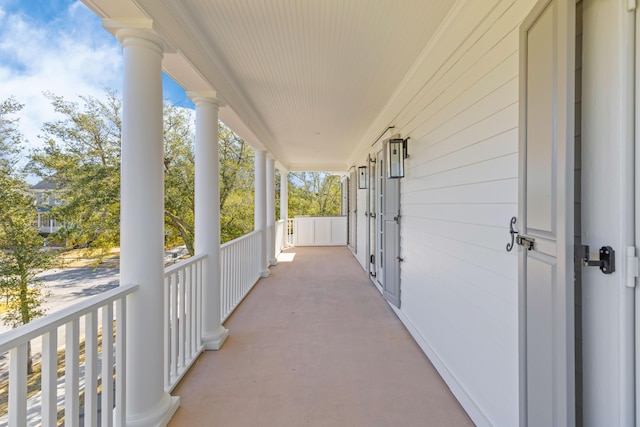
[53,247,120,268]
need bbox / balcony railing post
[188,91,229,350]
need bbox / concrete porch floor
[168,246,473,427]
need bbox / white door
[581,1,636,425]
[348,169,357,253]
[376,150,384,283]
[518,0,575,425]
[367,156,377,278]
[381,141,401,307]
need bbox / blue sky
[0,0,193,149]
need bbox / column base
[260,268,271,278]
[269,258,278,266]
[126,393,180,427]
[202,326,229,350]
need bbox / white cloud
[0,1,122,151]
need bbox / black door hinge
[577,245,615,274]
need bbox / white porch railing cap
[164,253,207,276]
[0,283,139,354]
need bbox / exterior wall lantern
[387,138,408,179]
[358,166,368,189]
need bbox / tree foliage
[288,172,342,217]
[163,105,196,253]
[0,98,51,336]
[28,91,121,259]
[28,91,257,257]
[219,123,254,242]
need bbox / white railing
[220,230,261,322]
[288,216,348,246]
[275,219,286,257]
[163,254,205,392]
[0,283,138,427]
[287,218,295,246]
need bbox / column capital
[105,21,165,55]
[187,90,226,108]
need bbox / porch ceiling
[83,0,455,171]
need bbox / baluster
[186,263,193,358]
[42,329,58,427]
[179,267,186,370]
[163,275,170,390]
[9,343,28,427]
[65,318,80,427]
[170,272,178,381]
[115,296,127,426]
[85,310,99,427]
[221,248,226,320]
[196,259,202,348]
[102,303,114,427]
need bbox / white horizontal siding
[388,0,536,425]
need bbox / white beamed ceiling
[85,0,455,171]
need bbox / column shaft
[254,150,270,277]
[266,159,277,265]
[117,28,178,425]
[190,92,229,350]
[280,171,288,221]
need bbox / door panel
[368,157,376,277]
[377,151,384,283]
[525,6,555,234]
[526,255,556,426]
[381,141,401,307]
[349,169,356,253]
[519,0,575,425]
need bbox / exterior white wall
[351,1,537,425]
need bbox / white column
[254,150,270,277]
[188,91,229,350]
[280,171,288,221]
[266,158,277,266]
[115,28,179,425]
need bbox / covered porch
[5,0,640,425]
[169,246,472,427]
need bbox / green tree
[163,104,196,253]
[288,172,341,217]
[219,123,254,242]
[0,98,51,372]
[28,91,121,260]
[164,112,257,249]
[29,91,258,258]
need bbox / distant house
[30,180,62,235]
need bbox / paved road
[0,246,188,390]
[0,267,120,336]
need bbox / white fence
[288,216,348,246]
[220,231,261,322]
[0,284,137,427]
[163,254,205,392]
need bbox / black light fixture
[387,138,408,179]
[357,166,368,189]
